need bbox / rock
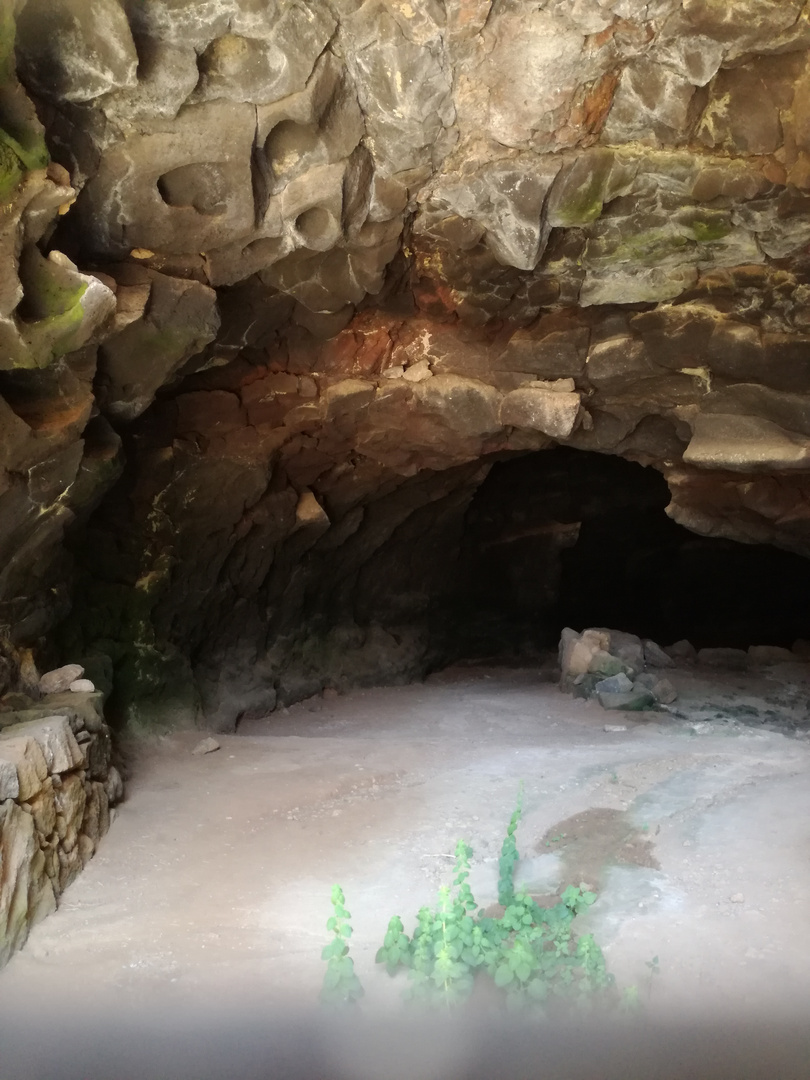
[665,640,698,662]
[500,387,581,439]
[0,757,20,800]
[559,628,611,683]
[25,779,56,837]
[588,651,626,678]
[104,766,124,807]
[572,674,602,700]
[0,737,49,801]
[0,693,39,713]
[402,360,432,383]
[54,774,87,837]
[604,725,628,733]
[81,782,108,843]
[0,716,83,775]
[38,692,107,734]
[192,737,221,756]
[322,687,339,701]
[730,893,745,904]
[16,0,139,104]
[594,673,634,695]
[0,800,56,966]
[599,630,645,675]
[597,690,657,712]
[643,639,676,668]
[683,413,810,472]
[69,679,96,693]
[748,645,796,665]
[77,834,95,867]
[649,678,677,705]
[38,665,84,696]
[697,648,749,670]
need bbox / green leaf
[494,964,514,988]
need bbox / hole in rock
[437,448,810,664]
[294,206,334,245]
[265,119,319,178]
[157,163,227,215]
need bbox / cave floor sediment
[3,664,810,1031]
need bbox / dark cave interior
[443,449,810,664]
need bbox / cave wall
[3,0,810,727]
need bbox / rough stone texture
[38,664,83,695]
[0,686,119,967]
[559,627,682,710]
[1,1,810,726]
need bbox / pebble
[69,679,96,693]
[192,737,220,756]
[730,893,745,903]
[604,724,627,733]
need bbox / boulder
[38,665,84,695]
[665,640,698,662]
[500,387,581,439]
[588,650,626,678]
[748,645,796,665]
[598,629,645,674]
[0,716,83,775]
[644,677,677,705]
[643,639,676,668]
[559,627,611,683]
[0,737,48,801]
[597,689,657,712]
[594,673,634,695]
[697,647,749,670]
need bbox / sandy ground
[3,661,810,1077]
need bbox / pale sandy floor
[2,664,810,1078]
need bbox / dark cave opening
[441,448,810,663]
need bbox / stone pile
[0,666,122,967]
[559,630,810,713]
[559,627,678,712]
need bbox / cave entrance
[441,448,810,664]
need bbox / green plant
[375,801,614,1012]
[321,798,653,1015]
[320,885,364,1005]
[498,783,524,907]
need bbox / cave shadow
[437,448,810,665]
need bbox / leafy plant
[321,793,653,1015]
[320,885,364,1005]
[498,782,524,907]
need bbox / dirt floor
[3,660,810,1077]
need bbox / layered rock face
[3,0,810,728]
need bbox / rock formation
[3,0,810,729]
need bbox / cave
[447,448,810,661]
[4,2,810,1074]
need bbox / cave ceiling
[3,0,810,726]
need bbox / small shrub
[320,885,363,1005]
[322,788,640,1012]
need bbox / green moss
[1,125,48,172]
[549,150,616,228]
[587,226,692,269]
[690,219,732,243]
[22,248,87,318]
[554,174,608,227]
[0,137,22,200]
